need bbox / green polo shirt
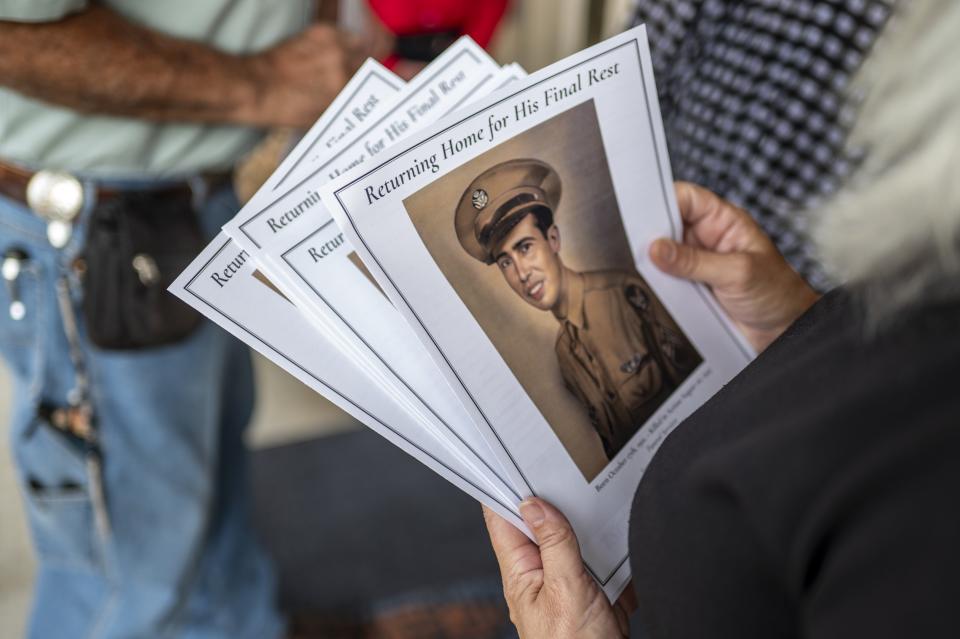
[0,0,313,177]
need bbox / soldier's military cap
[455,158,562,264]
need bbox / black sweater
[629,289,960,638]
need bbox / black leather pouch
[81,188,204,350]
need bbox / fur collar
[811,2,960,318]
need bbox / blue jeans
[0,183,284,638]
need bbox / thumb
[520,498,586,583]
[650,238,747,289]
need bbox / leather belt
[0,160,232,214]
[0,161,112,209]
[0,160,231,247]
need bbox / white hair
[812,1,960,318]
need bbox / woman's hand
[649,182,821,352]
[484,499,634,639]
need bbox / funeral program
[322,26,753,599]
[173,26,755,602]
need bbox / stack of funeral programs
[171,26,755,601]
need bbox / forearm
[0,5,266,125]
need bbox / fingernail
[655,239,675,263]
[519,499,545,527]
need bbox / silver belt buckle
[25,170,84,248]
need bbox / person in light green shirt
[0,0,372,176]
[0,2,374,637]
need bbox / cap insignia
[471,189,488,210]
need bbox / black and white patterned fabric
[629,0,896,290]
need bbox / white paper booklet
[223,42,527,509]
[255,58,404,198]
[168,234,522,527]
[225,37,504,257]
[171,56,520,517]
[170,61,520,523]
[322,26,755,600]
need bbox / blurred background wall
[491,0,634,70]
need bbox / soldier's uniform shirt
[555,269,702,459]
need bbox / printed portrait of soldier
[454,158,702,460]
